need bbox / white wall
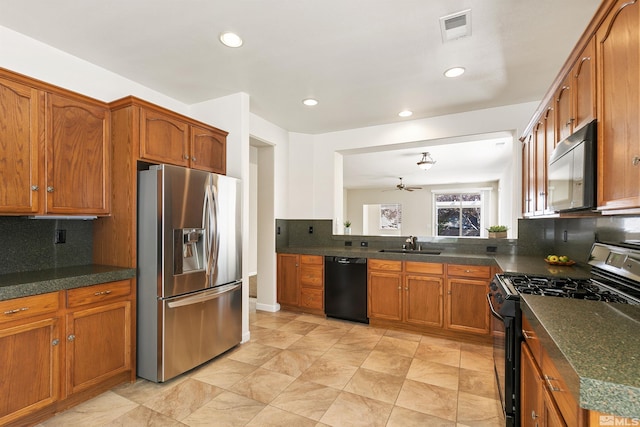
[299,103,538,223]
[248,146,258,276]
[347,181,499,236]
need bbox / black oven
[488,277,520,427]
[489,242,640,427]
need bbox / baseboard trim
[255,302,281,312]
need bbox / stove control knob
[490,282,498,291]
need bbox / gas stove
[493,242,640,305]
[497,274,637,304]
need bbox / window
[434,192,482,237]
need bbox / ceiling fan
[390,177,422,192]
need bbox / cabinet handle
[522,330,536,340]
[3,306,29,315]
[544,375,560,392]
[94,290,112,296]
[52,339,60,346]
[464,269,472,273]
[31,185,39,191]
[633,156,640,166]
[398,286,402,290]
[67,334,76,342]
[183,154,190,160]
[47,186,54,193]
[531,410,538,419]
[192,156,197,162]
[447,290,452,295]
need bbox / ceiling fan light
[417,152,436,170]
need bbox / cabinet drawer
[300,288,323,310]
[0,292,60,325]
[368,259,402,272]
[541,348,579,424]
[405,261,444,275]
[66,280,132,308]
[300,264,323,288]
[300,255,323,265]
[522,314,541,363]
[447,264,491,279]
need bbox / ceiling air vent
[440,9,471,43]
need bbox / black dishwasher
[324,257,368,323]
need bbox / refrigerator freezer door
[139,282,242,382]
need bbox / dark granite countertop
[493,254,592,278]
[277,246,497,266]
[0,264,136,301]
[522,295,640,418]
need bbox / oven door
[488,288,517,427]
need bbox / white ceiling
[0,0,601,188]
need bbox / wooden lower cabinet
[277,254,324,314]
[0,280,134,426]
[446,264,491,335]
[0,298,61,426]
[368,259,487,340]
[65,280,132,395]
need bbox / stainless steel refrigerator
[137,164,242,382]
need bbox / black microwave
[547,120,597,212]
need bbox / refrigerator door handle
[166,282,242,308]
[210,183,221,275]
[203,184,215,285]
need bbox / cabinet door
[522,134,534,216]
[533,121,547,215]
[46,92,110,214]
[542,386,567,427]
[65,300,131,395]
[404,274,443,327]
[521,343,543,427]
[190,124,226,174]
[596,0,640,211]
[573,38,596,131]
[0,77,43,214]
[445,277,489,335]
[0,318,60,425]
[140,107,190,167]
[368,271,402,321]
[277,254,300,307]
[555,77,573,142]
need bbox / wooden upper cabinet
[140,108,190,168]
[190,124,227,174]
[596,0,640,211]
[46,93,110,215]
[555,76,573,142]
[522,133,534,216]
[533,120,547,215]
[136,101,228,174]
[0,76,43,214]
[573,38,596,131]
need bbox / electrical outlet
[360,241,368,247]
[308,226,314,234]
[345,241,352,246]
[486,246,497,253]
[277,226,281,235]
[55,229,66,244]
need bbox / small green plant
[344,220,352,228]
[486,225,508,232]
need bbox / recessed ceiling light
[398,110,413,118]
[219,32,243,48]
[302,98,319,106]
[444,67,465,78]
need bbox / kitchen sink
[378,249,441,255]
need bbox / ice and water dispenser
[174,228,205,274]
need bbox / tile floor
[37,300,504,426]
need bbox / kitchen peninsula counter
[522,295,640,418]
[277,247,593,278]
[0,264,136,301]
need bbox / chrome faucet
[405,235,417,250]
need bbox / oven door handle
[486,293,505,322]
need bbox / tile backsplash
[0,217,93,275]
